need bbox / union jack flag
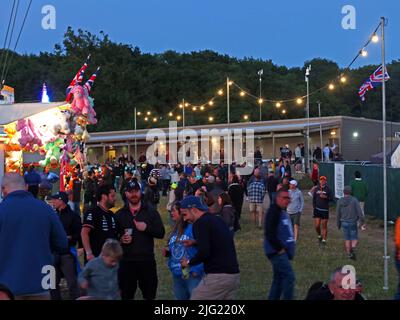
[66,54,91,102]
[358,66,390,101]
[84,67,100,93]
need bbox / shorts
[289,213,301,226]
[313,208,329,220]
[249,203,263,214]
[341,221,358,241]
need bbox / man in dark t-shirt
[180,196,240,300]
[81,185,118,262]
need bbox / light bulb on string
[282,109,287,114]
[371,34,379,43]
[340,76,347,83]
[209,116,214,122]
[296,98,303,105]
[147,111,151,115]
[168,112,173,117]
[209,101,214,106]
[192,107,197,111]
[360,48,368,57]
[153,117,157,122]
[258,98,263,104]
[177,115,181,120]
[200,106,205,111]
[218,90,224,96]
[243,115,249,120]
[144,117,149,121]
[137,112,141,116]
[179,104,183,109]
[328,84,335,90]
[228,81,233,86]
[184,103,189,107]
[240,91,245,97]
[276,102,281,108]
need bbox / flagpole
[381,16,389,291]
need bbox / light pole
[258,69,263,121]
[317,101,323,160]
[304,65,311,173]
[381,16,389,291]
[182,98,185,128]
[227,77,230,125]
[134,107,137,161]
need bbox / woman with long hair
[163,201,204,300]
[217,192,236,236]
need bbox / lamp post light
[304,65,311,173]
[258,69,263,121]
[317,101,323,156]
[380,16,389,291]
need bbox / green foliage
[2,28,399,131]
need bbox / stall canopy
[0,101,67,125]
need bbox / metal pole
[182,98,185,128]
[135,107,137,161]
[259,74,262,121]
[227,77,231,173]
[304,66,311,173]
[227,77,230,125]
[381,16,389,291]
[318,101,323,161]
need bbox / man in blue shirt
[0,173,67,299]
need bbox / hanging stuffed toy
[39,138,63,168]
[66,55,99,125]
[16,119,42,152]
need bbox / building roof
[86,116,343,144]
[0,101,67,125]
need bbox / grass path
[151,191,398,300]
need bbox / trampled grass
[151,192,398,300]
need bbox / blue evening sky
[1,0,399,68]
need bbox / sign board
[0,85,15,104]
[334,163,345,198]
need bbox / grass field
[147,191,398,300]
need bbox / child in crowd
[78,239,123,300]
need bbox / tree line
[2,27,399,132]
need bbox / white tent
[0,101,67,126]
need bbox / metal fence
[319,162,400,221]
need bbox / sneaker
[318,235,322,243]
[321,240,327,246]
[349,249,356,260]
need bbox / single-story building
[85,116,400,164]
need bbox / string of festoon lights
[135,21,381,124]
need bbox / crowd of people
[0,145,399,301]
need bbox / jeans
[114,176,121,192]
[172,274,202,300]
[268,192,276,205]
[72,201,81,216]
[395,258,400,300]
[118,260,158,300]
[162,179,170,196]
[50,254,80,300]
[268,253,295,300]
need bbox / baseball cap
[126,179,141,191]
[180,195,209,211]
[289,180,298,186]
[48,191,69,204]
[319,176,327,181]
